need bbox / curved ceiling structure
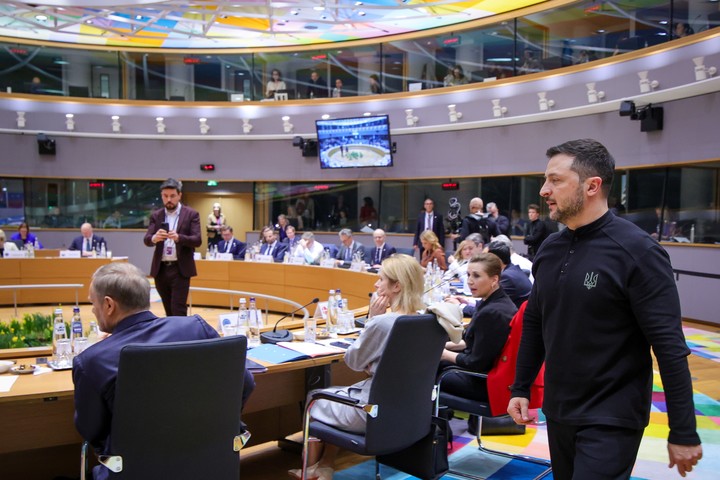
[0,0,547,49]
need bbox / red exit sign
[442,182,459,190]
[89,182,105,189]
[443,36,461,46]
[183,56,201,64]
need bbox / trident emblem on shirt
[583,272,599,290]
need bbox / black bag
[377,415,449,480]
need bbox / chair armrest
[308,391,378,418]
[435,367,489,415]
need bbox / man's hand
[668,443,702,477]
[507,397,535,425]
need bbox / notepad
[246,342,345,364]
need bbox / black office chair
[300,314,447,479]
[81,335,250,480]
[436,302,552,480]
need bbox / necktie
[226,242,231,253]
[376,248,381,264]
[268,244,273,257]
[346,246,351,261]
[426,214,432,231]
[85,238,91,252]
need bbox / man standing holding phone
[144,178,201,316]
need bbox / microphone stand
[260,298,320,344]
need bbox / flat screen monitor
[316,115,393,169]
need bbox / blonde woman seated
[420,230,447,271]
[289,254,425,480]
[444,239,475,281]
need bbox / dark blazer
[492,214,511,236]
[459,213,499,244]
[500,264,532,307]
[217,238,247,260]
[335,240,366,266]
[143,205,202,278]
[260,241,288,263]
[69,235,106,252]
[283,236,301,251]
[368,243,397,265]
[72,311,255,480]
[524,218,550,259]
[413,211,445,248]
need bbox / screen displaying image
[316,115,393,169]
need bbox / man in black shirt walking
[508,139,702,478]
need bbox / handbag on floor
[377,415,449,480]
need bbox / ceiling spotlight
[156,117,166,134]
[586,82,605,104]
[358,11,366,16]
[111,115,121,133]
[638,71,659,93]
[491,99,507,118]
[16,111,25,129]
[35,14,48,22]
[448,104,463,122]
[321,114,331,120]
[692,56,717,81]
[242,118,253,134]
[199,117,210,134]
[65,113,75,131]
[537,92,555,111]
[405,109,418,127]
[363,112,372,117]
[282,115,293,133]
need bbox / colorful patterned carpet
[335,371,720,479]
[684,327,720,363]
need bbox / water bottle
[52,307,67,359]
[26,240,35,258]
[237,298,249,337]
[70,307,83,348]
[247,297,261,347]
[86,320,100,345]
[100,242,107,258]
[335,289,343,313]
[690,224,695,243]
[327,289,337,334]
[283,251,290,264]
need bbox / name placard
[216,253,234,261]
[290,256,305,265]
[320,259,336,268]
[59,250,81,258]
[255,254,273,263]
[4,249,27,258]
[349,261,364,272]
[193,252,202,260]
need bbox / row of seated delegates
[72,262,256,480]
[265,69,287,99]
[68,223,107,257]
[206,202,225,249]
[0,229,19,256]
[10,222,43,249]
[283,225,301,251]
[293,231,326,265]
[291,254,462,479]
[259,225,288,262]
[334,228,365,267]
[217,225,246,259]
[419,230,447,271]
[437,252,517,435]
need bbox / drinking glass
[73,336,89,355]
[338,311,355,334]
[55,339,72,368]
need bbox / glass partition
[2,161,719,244]
[2,1,716,100]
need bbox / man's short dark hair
[546,138,615,196]
[528,204,541,212]
[220,225,233,233]
[485,240,511,265]
[160,178,182,192]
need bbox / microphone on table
[260,298,320,344]
[354,292,374,329]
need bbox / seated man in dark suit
[217,225,246,260]
[283,225,301,252]
[368,228,396,267]
[335,228,366,267]
[68,222,106,257]
[259,225,288,262]
[73,262,255,480]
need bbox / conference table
[0,259,377,479]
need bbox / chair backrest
[486,301,545,416]
[109,335,247,479]
[365,314,447,453]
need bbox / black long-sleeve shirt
[512,211,700,445]
[456,288,516,372]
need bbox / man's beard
[165,202,178,212]
[549,186,584,224]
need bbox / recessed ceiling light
[597,29,606,33]
[355,1,363,5]
[358,11,366,16]
[659,20,668,25]
[290,10,299,16]
[135,15,142,20]
[313,6,325,11]
[85,19,93,24]
[35,14,48,21]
